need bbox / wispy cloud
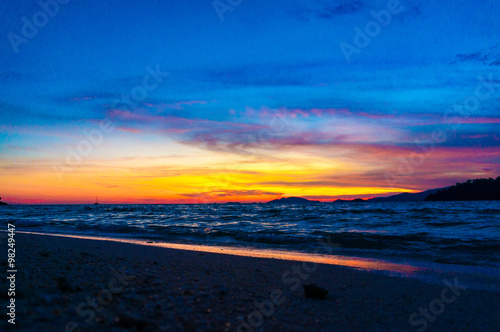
[291,0,367,20]
[291,0,421,21]
[164,100,208,110]
[453,43,500,66]
[181,189,282,198]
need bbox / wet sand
[2,233,499,331]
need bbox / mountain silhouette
[265,197,319,204]
[425,177,500,201]
[367,188,443,202]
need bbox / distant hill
[333,198,366,203]
[0,197,7,205]
[425,177,500,201]
[367,188,442,202]
[263,178,499,204]
[265,197,320,204]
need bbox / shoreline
[3,232,500,331]
[14,230,500,291]
[4,202,498,272]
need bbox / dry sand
[2,233,499,331]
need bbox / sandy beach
[2,232,500,331]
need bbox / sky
[0,0,499,204]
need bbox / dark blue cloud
[454,43,500,66]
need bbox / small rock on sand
[303,284,328,300]
[56,277,73,292]
[116,314,158,330]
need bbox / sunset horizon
[2,1,500,205]
[1,1,500,331]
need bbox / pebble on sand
[116,314,158,330]
[303,284,328,300]
[56,277,73,293]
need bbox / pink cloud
[460,134,489,139]
[460,117,500,124]
[108,109,266,135]
[118,127,141,133]
[416,116,500,126]
[244,106,399,121]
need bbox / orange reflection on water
[20,231,424,277]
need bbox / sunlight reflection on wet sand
[19,231,424,277]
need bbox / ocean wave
[4,202,499,267]
[326,208,398,215]
[235,233,309,245]
[425,221,469,227]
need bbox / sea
[1,201,499,270]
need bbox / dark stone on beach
[40,251,51,257]
[116,314,158,330]
[303,284,328,300]
[219,285,228,296]
[56,277,73,292]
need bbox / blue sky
[1,0,499,203]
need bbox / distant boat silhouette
[94,196,100,205]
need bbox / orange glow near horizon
[0,146,418,204]
[2,136,496,204]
